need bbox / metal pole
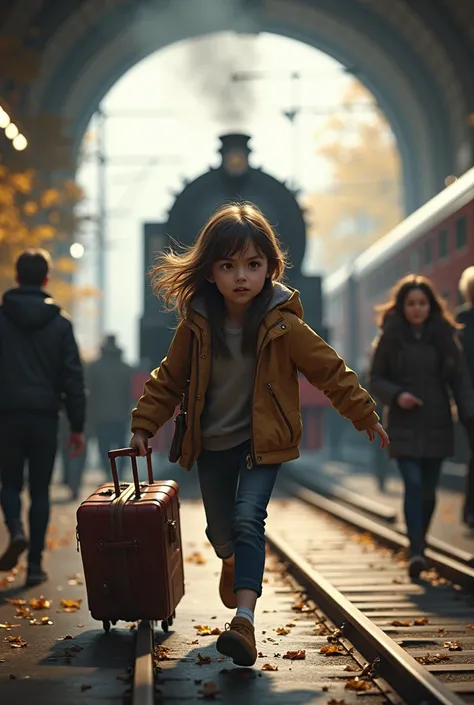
[96,107,106,340]
[290,71,300,191]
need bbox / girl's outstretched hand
[366,422,389,449]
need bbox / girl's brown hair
[375,274,462,329]
[151,202,288,356]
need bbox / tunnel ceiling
[1,0,474,212]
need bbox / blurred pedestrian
[87,334,133,479]
[59,405,90,500]
[0,250,85,586]
[455,266,474,527]
[369,274,474,579]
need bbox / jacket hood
[1,286,60,330]
[190,281,303,320]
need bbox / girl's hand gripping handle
[130,429,152,457]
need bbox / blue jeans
[397,457,443,557]
[197,441,280,597]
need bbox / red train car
[324,167,474,372]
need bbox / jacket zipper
[247,319,284,469]
[267,383,294,442]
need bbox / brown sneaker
[219,559,237,609]
[216,616,257,667]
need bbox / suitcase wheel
[103,620,111,633]
[161,619,169,633]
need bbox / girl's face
[208,242,269,309]
[403,287,430,325]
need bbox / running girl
[131,202,388,667]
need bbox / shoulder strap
[181,330,194,414]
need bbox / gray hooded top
[192,282,292,451]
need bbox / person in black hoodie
[0,249,86,586]
[456,266,474,527]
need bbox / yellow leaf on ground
[276,627,291,636]
[345,678,372,691]
[30,597,52,610]
[282,650,306,660]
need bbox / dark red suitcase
[76,447,184,632]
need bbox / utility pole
[230,67,376,191]
[96,107,107,339]
[283,71,301,192]
[91,106,183,341]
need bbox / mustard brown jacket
[131,284,378,470]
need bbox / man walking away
[0,250,85,586]
[456,266,474,527]
[87,335,133,479]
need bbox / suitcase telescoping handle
[108,447,154,499]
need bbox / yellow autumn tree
[0,165,94,311]
[303,81,403,271]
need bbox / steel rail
[132,620,155,705]
[281,478,474,591]
[288,462,398,523]
[265,527,466,705]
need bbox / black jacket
[456,303,474,383]
[369,313,474,459]
[0,286,86,432]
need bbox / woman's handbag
[168,332,194,464]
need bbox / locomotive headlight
[223,149,249,177]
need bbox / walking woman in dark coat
[369,275,474,579]
[455,267,474,526]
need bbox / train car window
[409,249,420,271]
[424,241,432,267]
[438,229,448,259]
[456,216,467,250]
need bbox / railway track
[130,480,474,704]
[266,479,474,704]
[287,462,474,567]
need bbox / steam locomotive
[135,133,329,453]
